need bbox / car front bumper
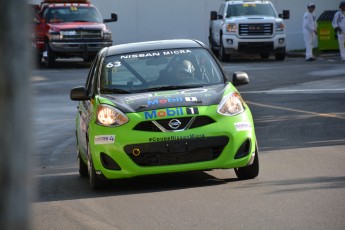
[87,105,257,180]
[50,40,112,55]
[222,34,286,54]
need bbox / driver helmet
[176,60,195,77]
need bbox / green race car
[70,39,259,189]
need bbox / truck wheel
[44,43,56,68]
[219,37,230,62]
[208,31,218,56]
[234,143,259,180]
[275,52,285,61]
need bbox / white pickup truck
[209,0,289,61]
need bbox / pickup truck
[31,0,117,67]
[209,0,289,61]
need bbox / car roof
[104,39,206,56]
[226,0,271,4]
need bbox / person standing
[303,3,318,61]
[332,1,345,62]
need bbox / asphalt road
[30,55,345,230]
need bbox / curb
[287,51,339,58]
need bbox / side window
[85,54,101,96]
[218,4,225,16]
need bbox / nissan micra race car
[70,39,259,189]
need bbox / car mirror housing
[232,71,249,86]
[70,86,90,101]
[103,13,118,23]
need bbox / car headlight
[275,22,285,32]
[103,31,112,40]
[226,23,236,32]
[96,104,129,127]
[49,32,62,40]
[217,92,245,116]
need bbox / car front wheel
[78,150,88,177]
[234,144,259,180]
[275,52,286,61]
[219,36,230,62]
[44,42,56,68]
[87,144,104,190]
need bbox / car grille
[239,23,273,36]
[61,30,103,39]
[133,116,215,132]
[124,136,229,166]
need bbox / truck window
[226,4,277,18]
[218,4,225,16]
[45,6,102,23]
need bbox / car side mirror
[232,71,249,86]
[104,13,118,23]
[70,86,90,101]
[210,11,218,20]
[279,10,290,19]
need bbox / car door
[77,54,101,156]
[212,3,226,46]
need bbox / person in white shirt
[303,3,318,61]
[332,1,345,62]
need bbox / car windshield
[100,48,225,94]
[226,3,277,17]
[45,6,102,23]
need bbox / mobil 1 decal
[144,107,199,120]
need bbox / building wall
[29,0,341,51]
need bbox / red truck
[31,0,117,67]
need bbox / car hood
[100,84,230,113]
[227,16,280,22]
[47,22,106,31]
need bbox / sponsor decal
[119,49,192,60]
[186,107,199,115]
[121,52,160,59]
[147,97,184,106]
[124,89,209,103]
[94,135,115,145]
[147,97,198,106]
[144,108,184,120]
[149,134,205,142]
[144,107,199,120]
[185,97,198,102]
[234,122,252,131]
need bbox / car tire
[275,52,285,61]
[234,143,259,180]
[78,151,88,177]
[44,42,56,68]
[209,31,218,56]
[219,36,230,62]
[87,144,103,190]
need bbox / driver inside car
[174,59,195,81]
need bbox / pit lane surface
[31,57,345,230]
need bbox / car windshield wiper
[101,88,132,94]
